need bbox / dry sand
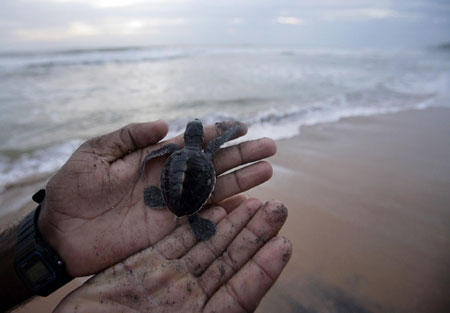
[3,107,450,313]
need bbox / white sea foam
[0,96,438,193]
[0,140,82,192]
[0,46,448,193]
[0,46,427,71]
[233,96,437,143]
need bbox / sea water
[0,46,449,191]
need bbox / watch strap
[15,208,38,263]
[15,190,72,296]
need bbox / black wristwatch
[14,189,72,296]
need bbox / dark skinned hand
[54,197,292,313]
[38,120,277,277]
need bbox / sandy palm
[53,198,291,313]
[38,120,276,277]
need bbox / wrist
[0,224,34,312]
[14,190,73,298]
[36,199,59,254]
[36,197,71,276]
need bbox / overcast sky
[0,0,449,52]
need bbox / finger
[131,122,248,181]
[143,121,248,155]
[213,137,277,176]
[182,198,263,276]
[157,199,261,261]
[81,120,169,163]
[216,195,248,214]
[154,205,228,260]
[195,121,249,147]
[198,201,287,297]
[204,236,292,313]
[210,161,273,205]
[154,196,248,260]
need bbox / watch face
[24,257,51,284]
[17,251,55,290]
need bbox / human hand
[38,120,276,277]
[53,197,291,313]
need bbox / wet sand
[3,107,450,312]
[250,107,450,313]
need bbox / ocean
[0,45,449,191]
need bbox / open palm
[38,120,276,277]
[53,198,291,313]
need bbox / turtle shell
[160,148,216,217]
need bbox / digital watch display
[14,190,72,296]
[16,251,56,293]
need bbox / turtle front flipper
[138,143,179,178]
[188,213,216,241]
[144,186,167,209]
[204,123,243,156]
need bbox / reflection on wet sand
[251,108,450,313]
[3,108,450,313]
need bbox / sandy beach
[3,107,450,313]
[251,107,450,313]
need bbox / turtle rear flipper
[138,143,179,178]
[144,186,166,208]
[188,213,216,241]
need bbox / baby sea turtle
[138,119,243,241]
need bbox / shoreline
[3,107,450,313]
[250,107,450,313]
[0,171,54,230]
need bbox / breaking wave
[1,46,448,192]
[0,85,440,192]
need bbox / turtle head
[184,119,204,148]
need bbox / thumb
[81,120,169,163]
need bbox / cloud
[15,22,99,41]
[320,8,419,21]
[1,0,447,50]
[0,18,19,29]
[39,0,190,9]
[13,18,186,41]
[432,17,449,24]
[229,17,244,25]
[276,16,305,25]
